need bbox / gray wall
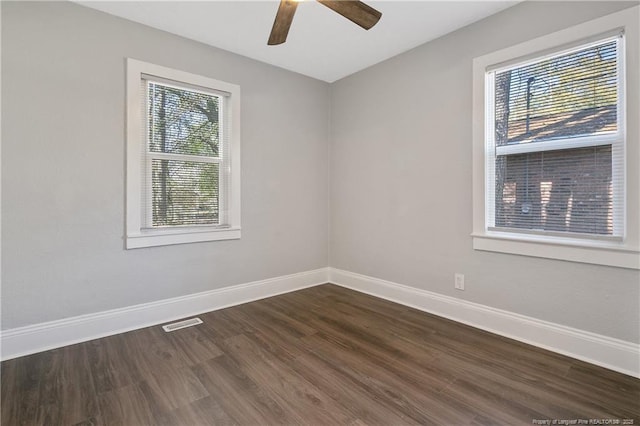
[329,1,640,343]
[1,1,329,329]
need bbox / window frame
[472,7,639,269]
[486,34,625,240]
[126,59,241,249]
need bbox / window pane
[495,39,618,146]
[148,82,220,157]
[151,159,219,226]
[495,145,612,235]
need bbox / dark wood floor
[2,284,639,425]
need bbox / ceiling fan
[268,0,382,45]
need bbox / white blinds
[495,39,618,146]
[488,36,623,238]
[141,79,229,228]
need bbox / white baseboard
[1,268,329,361]
[329,267,640,378]
[4,266,638,378]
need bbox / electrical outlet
[454,273,465,290]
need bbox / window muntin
[485,35,624,239]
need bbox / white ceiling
[77,1,518,82]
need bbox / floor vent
[162,317,203,332]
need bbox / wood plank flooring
[2,284,639,425]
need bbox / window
[489,37,623,238]
[472,7,639,269]
[126,59,240,248]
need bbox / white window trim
[126,59,241,249]
[472,6,640,269]
[485,34,625,240]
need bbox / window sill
[472,232,639,269]
[126,227,241,249]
